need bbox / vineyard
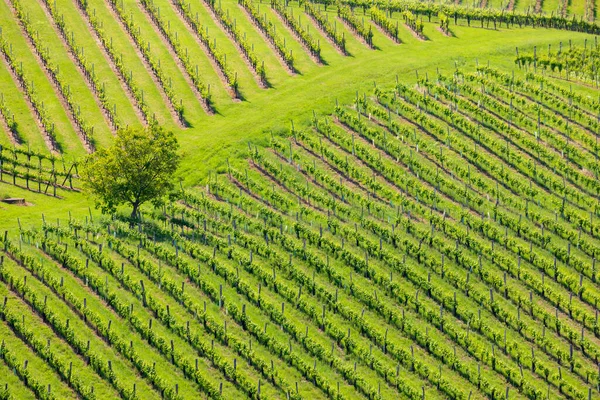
[1,0,600,398]
[1,62,600,398]
[0,0,598,160]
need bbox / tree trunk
[130,202,139,227]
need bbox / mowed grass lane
[229,0,295,85]
[84,0,179,127]
[0,357,37,400]
[22,0,114,148]
[0,0,85,157]
[57,0,145,130]
[0,106,14,148]
[151,0,258,107]
[120,0,211,124]
[0,59,51,153]
[0,256,121,399]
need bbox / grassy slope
[55,0,143,129]
[0,0,85,157]
[1,4,600,397]
[0,359,37,400]
[0,63,48,152]
[83,0,176,127]
[0,257,122,399]
[125,0,209,123]
[173,22,594,181]
[150,0,236,104]
[569,0,588,16]
[542,0,563,15]
[24,0,114,148]
[0,111,12,148]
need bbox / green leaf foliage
[81,125,180,219]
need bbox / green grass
[0,256,121,399]
[5,241,164,400]
[171,21,593,184]
[122,0,208,122]
[0,0,85,157]
[25,240,219,399]
[514,0,536,12]
[126,240,343,399]
[224,0,294,84]
[0,286,78,399]
[23,0,114,148]
[2,0,600,398]
[55,0,144,129]
[0,61,50,153]
[84,0,176,127]
[542,0,564,15]
[150,0,238,104]
[0,113,13,149]
[569,0,588,17]
[0,358,37,400]
[0,11,595,229]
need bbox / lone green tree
[81,125,181,222]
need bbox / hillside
[1,0,600,399]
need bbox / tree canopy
[81,125,181,220]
